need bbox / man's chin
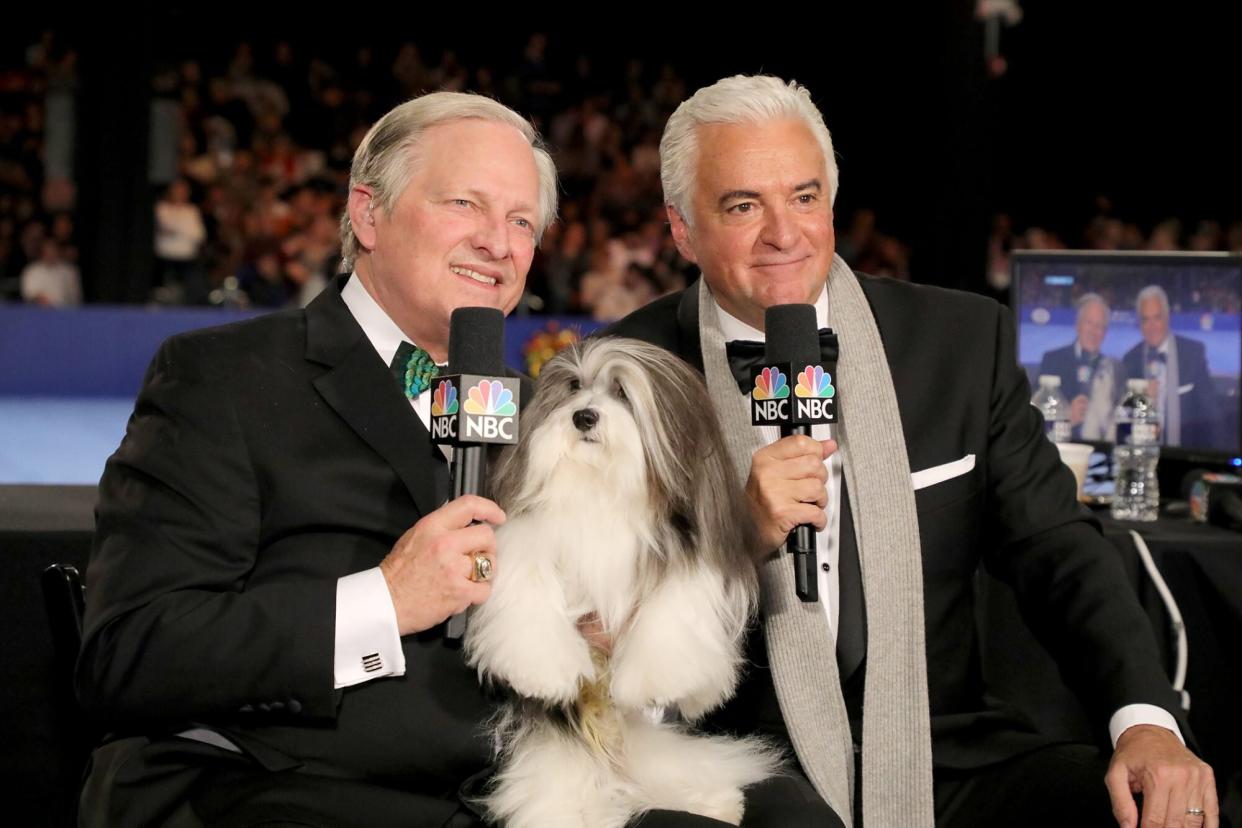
[450,291,518,316]
[757,281,825,310]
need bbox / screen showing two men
[1011,251,1241,459]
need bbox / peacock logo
[795,365,835,399]
[463,379,517,416]
[431,380,458,416]
[752,367,790,400]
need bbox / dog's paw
[607,655,655,709]
[624,725,777,826]
[468,597,596,704]
[674,688,731,722]
[691,787,746,825]
[609,645,734,714]
[609,651,691,710]
[498,641,596,704]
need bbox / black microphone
[748,304,838,602]
[432,307,520,639]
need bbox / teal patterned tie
[389,342,440,399]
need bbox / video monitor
[1011,250,1241,467]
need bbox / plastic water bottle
[1031,375,1071,443]
[1111,379,1161,521]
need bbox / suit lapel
[304,279,447,519]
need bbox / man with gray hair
[609,74,1216,827]
[1037,292,1127,440]
[1123,284,1222,449]
[77,92,557,826]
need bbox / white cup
[1055,442,1094,502]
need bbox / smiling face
[668,118,835,330]
[1076,300,1109,354]
[351,118,541,360]
[1139,295,1170,348]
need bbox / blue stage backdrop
[0,305,602,398]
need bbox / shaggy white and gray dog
[464,336,778,827]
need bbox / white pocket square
[911,454,976,491]
[1178,383,1195,395]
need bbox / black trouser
[935,742,1114,828]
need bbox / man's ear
[667,204,698,265]
[348,186,378,253]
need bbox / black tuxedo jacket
[77,279,506,823]
[605,275,1182,770]
[1122,335,1223,450]
[1038,342,1088,402]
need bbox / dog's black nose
[572,408,599,432]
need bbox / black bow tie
[724,329,840,393]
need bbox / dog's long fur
[464,337,779,827]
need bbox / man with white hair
[1123,284,1222,449]
[609,75,1216,827]
[78,92,557,826]
[1037,292,1126,440]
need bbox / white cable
[1128,529,1190,711]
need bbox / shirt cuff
[1109,703,1184,747]
[334,568,406,689]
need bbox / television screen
[1011,251,1241,466]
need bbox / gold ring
[471,554,493,582]
[1186,808,1205,817]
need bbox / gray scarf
[1159,337,1181,445]
[696,255,934,826]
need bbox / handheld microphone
[432,307,520,639]
[748,304,838,602]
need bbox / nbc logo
[752,367,791,400]
[431,380,459,416]
[464,380,518,416]
[795,365,835,399]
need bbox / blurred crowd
[0,31,79,307]
[0,31,921,319]
[3,33,1239,319]
[1015,268,1241,317]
